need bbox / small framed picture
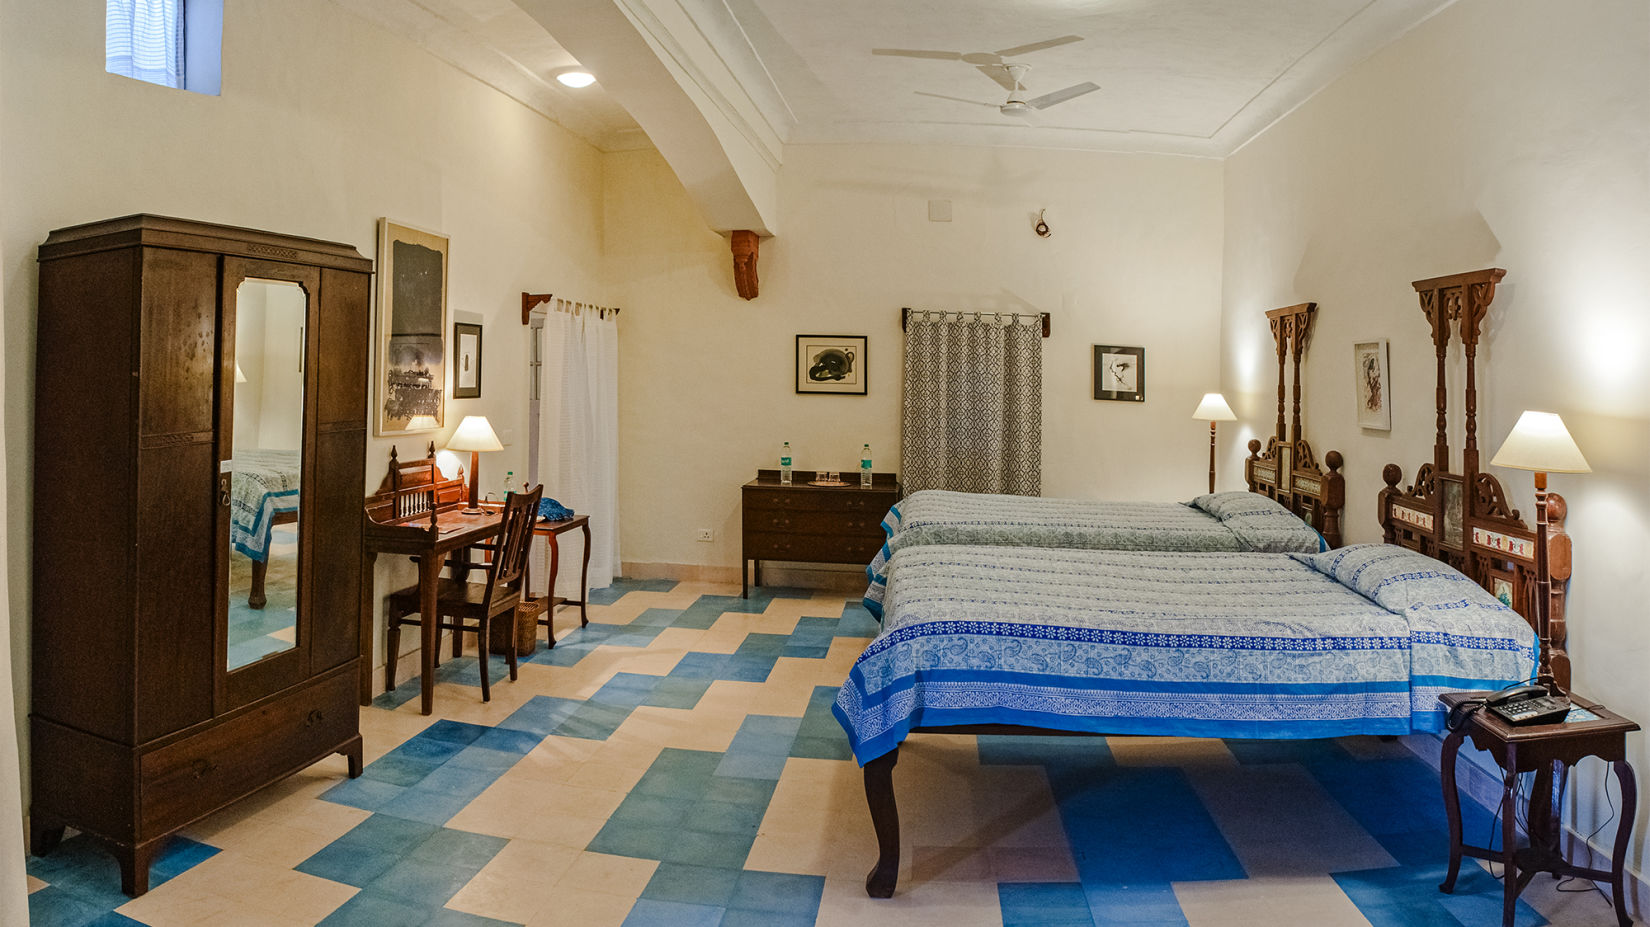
[796,334,867,395]
[453,322,482,399]
[1353,339,1391,430]
[1093,345,1145,402]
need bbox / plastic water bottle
[502,470,515,500]
[860,444,873,487]
[779,442,793,485]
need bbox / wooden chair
[385,485,543,702]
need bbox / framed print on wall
[453,321,482,399]
[376,219,448,435]
[1353,339,1391,430]
[1092,345,1145,402]
[796,334,867,395]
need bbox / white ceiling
[341,0,1453,158]
[727,0,1453,156]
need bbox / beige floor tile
[1108,736,1240,767]
[129,849,356,926]
[1174,875,1374,927]
[815,874,1004,926]
[551,851,659,898]
[522,886,636,927]
[987,845,1080,883]
[746,827,834,876]
[445,839,581,923]
[910,844,994,883]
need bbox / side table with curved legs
[1437,691,1639,927]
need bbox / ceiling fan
[873,34,1087,93]
[916,63,1099,117]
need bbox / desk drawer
[744,530,882,565]
[139,672,356,838]
[743,488,896,514]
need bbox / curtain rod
[901,307,1050,338]
[522,292,621,325]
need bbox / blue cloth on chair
[538,497,575,521]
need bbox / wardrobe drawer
[138,672,356,837]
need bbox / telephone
[1483,685,1570,725]
[1447,684,1571,730]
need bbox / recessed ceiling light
[556,70,596,88]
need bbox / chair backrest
[482,484,544,609]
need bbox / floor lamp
[1489,411,1590,695]
[447,415,503,514]
[1191,393,1237,494]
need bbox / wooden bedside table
[741,469,900,598]
[1437,690,1640,927]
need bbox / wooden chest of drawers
[741,469,900,597]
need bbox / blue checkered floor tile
[26,578,1629,926]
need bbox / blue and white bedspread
[231,449,300,561]
[862,490,1325,617]
[834,545,1536,765]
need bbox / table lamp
[447,415,503,514]
[1191,393,1237,494]
[1490,410,1590,694]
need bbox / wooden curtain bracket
[521,292,553,325]
[900,307,1051,338]
[731,230,760,300]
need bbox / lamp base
[462,450,483,514]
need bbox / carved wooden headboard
[1376,268,1573,689]
[1244,302,1347,547]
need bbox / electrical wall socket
[695,528,714,542]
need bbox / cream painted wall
[1222,0,1650,877]
[605,143,1225,574]
[0,0,606,799]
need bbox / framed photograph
[1092,345,1145,402]
[376,219,449,435]
[1353,339,1391,430]
[796,334,867,395]
[453,322,482,399]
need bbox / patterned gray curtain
[901,312,1042,495]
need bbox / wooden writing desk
[361,446,501,714]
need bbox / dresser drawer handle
[768,517,790,528]
[304,709,325,728]
[190,759,216,780]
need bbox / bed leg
[863,748,901,898]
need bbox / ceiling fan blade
[1029,82,1100,109]
[914,90,997,108]
[873,48,965,60]
[977,65,1020,92]
[993,34,1082,57]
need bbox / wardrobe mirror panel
[226,278,307,670]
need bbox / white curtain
[105,0,184,88]
[533,305,619,597]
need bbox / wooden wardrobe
[30,216,370,895]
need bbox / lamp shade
[447,415,503,452]
[1191,393,1237,422]
[1490,411,1591,474]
